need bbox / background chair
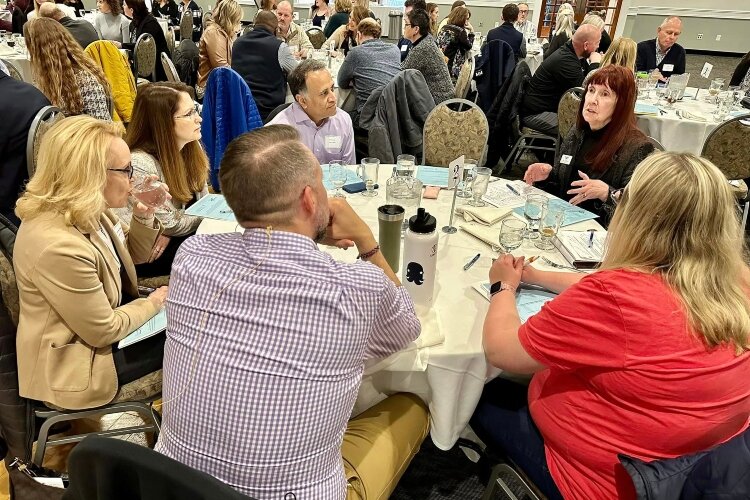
[26,106,63,178]
[242,24,254,36]
[179,12,193,42]
[0,58,23,81]
[556,87,582,143]
[161,52,180,83]
[62,436,252,500]
[482,463,543,500]
[166,26,176,57]
[263,102,291,125]
[306,27,326,49]
[455,57,475,101]
[134,33,156,85]
[202,11,212,26]
[647,136,665,151]
[422,99,489,167]
[85,41,137,123]
[700,113,750,229]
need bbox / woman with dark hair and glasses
[14,116,168,411]
[122,0,171,81]
[116,82,209,277]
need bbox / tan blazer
[14,210,162,409]
[197,24,233,89]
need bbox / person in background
[25,18,112,121]
[276,1,314,58]
[396,0,426,62]
[514,1,534,40]
[426,2,438,36]
[269,60,355,165]
[543,2,573,59]
[260,0,277,10]
[177,0,203,42]
[584,10,609,53]
[402,7,454,104]
[0,68,50,227]
[437,0,468,31]
[197,0,242,98]
[155,124,427,500]
[599,37,637,73]
[635,16,685,81]
[524,65,654,223]
[472,151,750,499]
[324,4,369,54]
[151,0,179,26]
[62,0,85,16]
[26,0,74,20]
[730,50,750,89]
[122,0,171,81]
[323,0,350,38]
[92,0,130,44]
[232,10,297,120]
[486,3,526,60]
[0,0,31,34]
[38,3,99,49]
[310,0,330,28]
[118,83,209,277]
[436,5,474,80]
[521,24,602,137]
[338,18,401,123]
[14,116,168,411]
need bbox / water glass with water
[708,78,724,103]
[395,154,416,177]
[524,194,547,240]
[457,159,477,198]
[358,157,380,197]
[329,161,347,198]
[469,167,491,207]
[499,218,526,252]
[131,175,174,225]
[534,207,564,250]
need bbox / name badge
[662,64,674,72]
[560,154,573,165]
[113,222,126,244]
[324,135,342,151]
[401,44,408,52]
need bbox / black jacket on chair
[635,38,686,79]
[730,52,750,87]
[475,39,516,114]
[485,60,532,168]
[123,14,171,81]
[231,26,286,120]
[487,22,525,60]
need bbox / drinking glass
[5,32,14,48]
[636,77,649,100]
[130,175,174,225]
[358,157,380,197]
[328,161,347,198]
[664,87,680,108]
[395,154,416,177]
[499,218,526,252]
[457,158,477,198]
[708,78,724,103]
[534,207,564,250]
[728,86,743,107]
[523,194,547,240]
[468,167,491,207]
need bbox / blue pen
[463,253,481,271]
[506,183,520,196]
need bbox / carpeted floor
[685,52,743,88]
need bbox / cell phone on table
[343,182,378,194]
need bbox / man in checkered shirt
[155,125,429,499]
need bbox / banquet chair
[134,33,157,85]
[556,87,582,143]
[455,57,476,102]
[0,58,23,81]
[242,24,254,36]
[306,27,326,49]
[422,98,488,167]
[166,26,176,57]
[202,11,212,26]
[264,102,291,124]
[700,113,750,229]
[647,136,665,151]
[26,106,63,178]
[179,12,193,41]
[482,463,544,500]
[161,52,180,83]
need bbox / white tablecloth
[525,44,543,75]
[0,49,32,82]
[0,10,10,21]
[635,87,748,155]
[197,168,603,450]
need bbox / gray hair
[660,16,682,28]
[287,59,329,97]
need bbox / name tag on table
[662,64,674,72]
[560,154,573,165]
[324,135,342,151]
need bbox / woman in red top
[470,152,750,499]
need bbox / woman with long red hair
[523,64,655,224]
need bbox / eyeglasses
[175,103,200,120]
[108,162,134,179]
[519,9,528,13]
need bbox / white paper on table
[482,181,526,208]
[448,155,464,190]
[472,282,556,322]
[555,230,606,263]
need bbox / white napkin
[455,205,513,226]
[678,109,707,122]
[460,224,501,250]
[0,45,16,57]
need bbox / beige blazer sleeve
[204,28,231,68]
[120,212,162,264]
[324,25,347,50]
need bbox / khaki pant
[342,393,430,500]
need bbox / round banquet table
[197,166,603,450]
[0,49,32,82]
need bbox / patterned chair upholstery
[557,87,583,142]
[26,106,64,178]
[179,12,194,41]
[166,26,176,57]
[202,11,212,26]
[422,99,489,167]
[134,33,157,82]
[161,52,180,83]
[0,58,23,81]
[455,57,475,100]
[306,27,326,49]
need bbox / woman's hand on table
[147,286,169,309]
[489,253,523,289]
[523,163,552,184]
[567,170,609,205]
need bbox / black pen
[463,253,481,271]
[506,183,520,196]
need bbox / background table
[197,167,603,450]
[0,49,32,82]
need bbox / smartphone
[343,182,370,194]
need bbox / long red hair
[576,65,644,173]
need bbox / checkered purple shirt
[155,228,420,499]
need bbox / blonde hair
[211,0,242,36]
[16,117,125,230]
[334,0,351,13]
[601,37,637,73]
[581,12,605,30]
[554,6,575,38]
[602,152,750,353]
[24,18,111,116]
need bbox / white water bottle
[402,208,438,308]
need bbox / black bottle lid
[408,208,436,233]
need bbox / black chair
[63,436,253,500]
[263,102,291,124]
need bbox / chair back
[26,106,64,178]
[242,24,254,36]
[202,11,212,26]
[423,99,489,167]
[701,113,750,180]
[455,56,475,100]
[648,136,665,151]
[264,102,292,124]
[64,436,252,500]
[306,27,326,49]
[134,33,157,80]
[166,26,176,56]
[0,58,24,81]
[557,87,583,140]
[475,39,516,113]
[161,52,180,83]
[179,12,193,41]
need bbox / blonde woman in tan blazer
[196,0,242,98]
[13,116,169,410]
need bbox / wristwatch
[490,281,517,297]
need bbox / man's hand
[323,198,375,251]
[589,51,602,64]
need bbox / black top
[635,38,686,79]
[543,30,568,59]
[598,29,611,55]
[123,14,171,81]
[311,12,326,27]
[522,41,599,116]
[0,72,51,227]
[231,26,285,120]
[397,37,412,61]
[487,22,524,60]
[323,11,348,38]
[152,0,179,26]
[730,52,750,87]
